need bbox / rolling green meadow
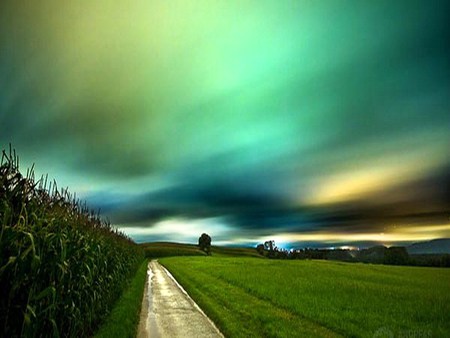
[142,242,207,258]
[142,242,262,259]
[160,256,450,338]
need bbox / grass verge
[94,260,148,338]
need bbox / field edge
[93,259,148,338]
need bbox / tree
[383,246,409,265]
[264,240,278,258]
[256,244,265,256]
[264,240,275,252]
[198,233,211,255]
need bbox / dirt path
[137,260,224,338]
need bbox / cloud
[1,1,449,246]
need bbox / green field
[141,242,207,258]
[160,256,450,338]
[141,241,262,258]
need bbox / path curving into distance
[137,260,224,338]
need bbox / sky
[1,1,449,248]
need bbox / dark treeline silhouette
[256,241,450,267]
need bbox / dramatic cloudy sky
[1,1,449,248]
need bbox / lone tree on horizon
[198,233,211,255]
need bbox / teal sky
[1,1,449,247]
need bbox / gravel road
[137,260,224,338]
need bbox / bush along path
[0,147,144,337]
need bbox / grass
[210,245,263,258]
[94,260,148,338]
[0,147,144,337]
[141,242,206,258]
[141,241,262,258]
[160,256,450,338]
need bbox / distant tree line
[255,241,450,268]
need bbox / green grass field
[160,256,450,338]
[141,241,261,258]
[141,242,207,258]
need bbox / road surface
[137,260,224,338]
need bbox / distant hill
[407,239,450,254]
[141,242,206,258]
[140,242,262,258]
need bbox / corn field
[0,147,144,337]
